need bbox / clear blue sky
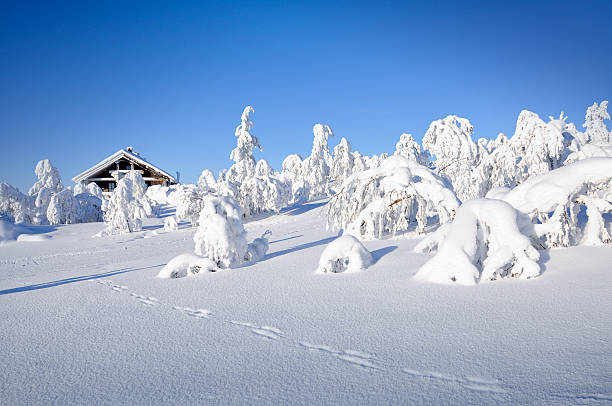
[1,0,611,192]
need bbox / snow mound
[415,199,540,285]
[246,230,271,263]
[316,235,374,274]
[157,253,218,279]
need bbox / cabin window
[108,182,115,192]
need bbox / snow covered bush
[414,199,541,285]
[193,196,249,268]
[301,124,334,200]
[327,155,460,239]
[0,183,32,223]
[316,235,373,274]
[101,176,144,235]
[246,230,271,263]
[192,195,271,269]
[227,106,261,184]
[47,189,81,225]
[163,216,178,231]
[501,158,612,247]
[157,253,217,279]
[73,181,88,195]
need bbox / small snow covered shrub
[246,230,271,262]
[193,196,249,268]
[414,199,540,285]
[164,216,179,231]
[157,253,218,279]
[327,155,460,239]
[316,235,373,274]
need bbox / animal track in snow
[402,368,505,393]
[173,306,212,319]
[299,342,379,369]
[129,293,160,307]
[231,321,284,340]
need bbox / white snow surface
[0,200,611,404]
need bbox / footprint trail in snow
[95,278,506,395]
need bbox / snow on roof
[72,149,177,183]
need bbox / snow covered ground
[1,201,611,404]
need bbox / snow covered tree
[75,193,103,223]
[238,160,292,216]
[422,115,479,201]
[101,176,144,235]
[73,181,88,195]
[583,100,610,144]
[227,106,261,184]
[301,124,334,200]
[87,182,105,201]
[0,183,32,223]
[47,189,81,225]
[197,169,217,192]
[28,159,63,196]
[510,110,566,182]
[280,154,308,204]
[330,137,354,192]
[193,196,249,268]
[125,170,154,217]
[327,155,460,240]
[176,187,207,226]
[414,198,541,285]
[394,133,429,166]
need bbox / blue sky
[1,0,611,192]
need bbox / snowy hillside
[1,201,611,404]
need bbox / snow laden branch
[327,155,460,240]
[501,157,612,247]
[414,199,540,285]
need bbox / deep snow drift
[0,200,611,405]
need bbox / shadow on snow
[370,246,398,263]
[0,264,164,296]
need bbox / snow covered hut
[72,147,177,196]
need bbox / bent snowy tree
[414,198,541,285]
[501,157,612,247]
[327,155,460,240]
